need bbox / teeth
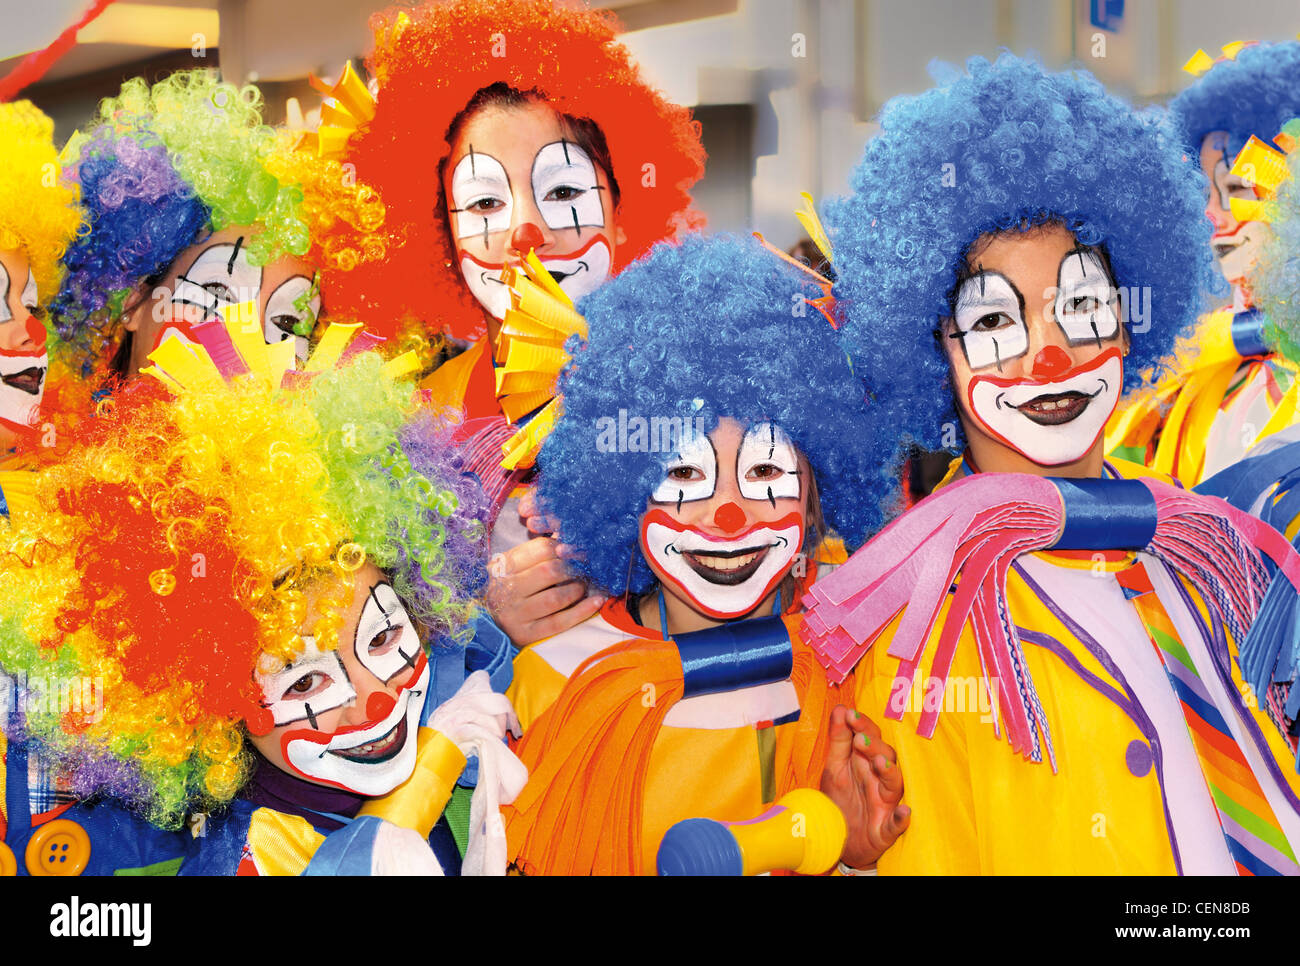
[691,550,760,571]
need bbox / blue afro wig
[1169,41,1300,162]
[825,53,1219,460]
[536,233,889,596]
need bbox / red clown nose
[713,502,748,534]
[510,222,546,254]
[1031,344,1073,379]
[367,692,397,722]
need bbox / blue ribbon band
[676,616,793,698]
[1231,308,1270,359]
[1050,477,1158,551]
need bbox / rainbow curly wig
[1169,41,1300,161]
[52,70,386,364]
[824,54,1218,460]
[0,355,488,828]
[0,101,82,305]
[535,233,888,596]
[333,0,706,341]
[1255,120,1300,361]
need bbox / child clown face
[1198,130,1270,296]
[0,248,46,447]
[121,226,320,377]
[639,417,808,621]
[246,562,428,797]
[444,99,626,325]
[941,223,1128,472]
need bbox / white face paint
[0,263,46,432]
[257,637,357,729]
[642,509,804,620]
[951,271,1029,371]
[19,270,37,314]
[737,422,801,503]
[642,420,806,619]
[1054,249,1119,346]
[352,582,421,683]
[450,149,512,241]
[531,140,604,233]
[449,136,614,321]
[967,347,1124,466]
[170,242,263,324]
[651,426,717,506]
[261,586,427,796]
[263,275,318,362]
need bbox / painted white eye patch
[20,269,37,312]
[1054,248,1119,346]
[737,422,801,504]
[532,140,604,234]
[354,582,421,683]
[264,275,318,361]
[450,149,512,242]
[952,271,1028,370]
[171,242,262,321]
[0,262,10,324]
[652,429,717,507]
[257,637,356,729]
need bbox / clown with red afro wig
[335,0,705,381]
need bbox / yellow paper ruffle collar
[142,301,416,394]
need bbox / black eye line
[227,235,245,275]
[677,490,684,514]
[951,269,1025,370]
[571,205,582,238]
[468,144,476,179]
[561,138,571,165]
[767,486,776,509]
[175,273,222,316]
[305,702,318,730]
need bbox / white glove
[427,671,528,876]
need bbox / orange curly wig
[334,0,706,341]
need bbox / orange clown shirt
[505,575,850,875]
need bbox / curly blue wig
[536,233,889,596]
[825,54,1219,460]
[1169,41,1300,162]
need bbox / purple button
[1126,739,1153,777]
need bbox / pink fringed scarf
[801,473,1300,763]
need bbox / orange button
[25,819,90,876]
[0,841,15,876]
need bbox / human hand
[820,704,910,870]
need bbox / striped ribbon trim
[1118,561,1298,876]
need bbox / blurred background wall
[2,0,1298,248]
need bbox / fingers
[492,550,571,601]
[497,536,564,575]
[825,705,856,765]
[878,803,912,845]
[518,487,561,535]
[517,488,539,519]
[526,591,607,641]
[871,753,904,802]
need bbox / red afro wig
[334,0,706,341]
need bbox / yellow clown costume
[1106,41,1300,483]
[846,458,1300,875]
